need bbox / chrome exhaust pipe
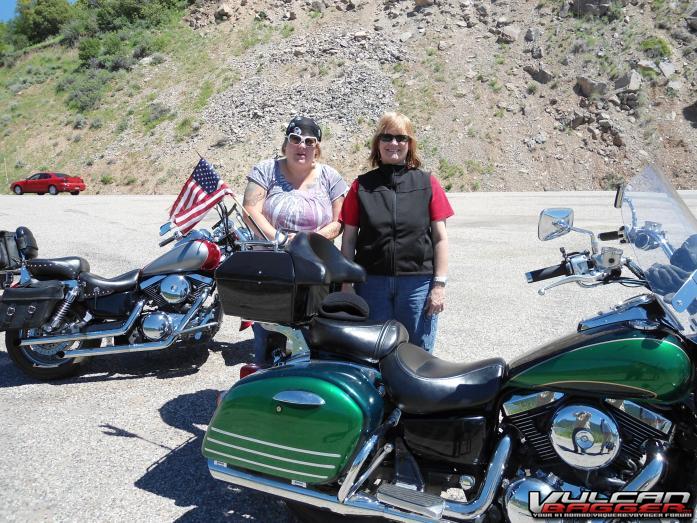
[207,434,514,522]
[60,289,211,358]
[21,301,145,346]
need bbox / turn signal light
[240,363,262,379]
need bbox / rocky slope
[3,0,697,193]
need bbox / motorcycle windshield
[621,165,697,337]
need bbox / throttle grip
[159,235,175,247]
[598,230,621,241]
[525,263,569,283]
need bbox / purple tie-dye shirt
[248,159,348,233]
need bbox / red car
[11,172,86,195]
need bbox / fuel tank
[141,240,218,277]
[202,362,383,485]
[507,325,694,403]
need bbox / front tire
[48,185,58,195]
[70,190,80,195]
[13,186,23,195]
[6,330,99,380]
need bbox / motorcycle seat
[80,269,140,298]
[380,343,506,415]
[27,257,90,280]
[305,317,408,364]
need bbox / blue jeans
[355,274,438,352]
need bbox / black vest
[355,165,434,276]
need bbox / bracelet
[433,276,448,286]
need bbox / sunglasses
[287,133,318,147]
[379,133,410,143]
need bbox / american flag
[169,158,234,234]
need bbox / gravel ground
[0,192,695,522]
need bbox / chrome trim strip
[605,399,672,435]
[207,438,336,469]
[21,300,145,346]
[187,273,213,285]
[502,391,564,416]
[205,449,330,479]
[210,427,342,458]
[273,390,325,407]
[139,274,166,289]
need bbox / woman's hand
[426,284,445,316]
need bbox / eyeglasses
[287,133,318,147]
[379,133,410,144]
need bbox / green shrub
[100,174,114,184]
[150,53,165,65]
[14,0,71,45]
[90,118,103,129]
[59,69,112,112]
[280,23,294,38]
[125,176,137,185]
[438,158,465,180]
[78,37,101,64]
[73,114,88,129]
[141,102,175,131]
[640,37,671,59]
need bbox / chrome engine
[502,392,673,522]
[138,275,214,341]
[140,312,176,341]
[159,275,190,304]
[549,404,621,470]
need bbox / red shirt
[339,175,454,227]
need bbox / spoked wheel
[5,313,100,380]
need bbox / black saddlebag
[0,230,21,271]
[0,281,64,332]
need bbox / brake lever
[537,274,604,295]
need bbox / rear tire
[48,185,58,195]
[70,190,79,195]
[6,330,99,380]
[13,186,23,195]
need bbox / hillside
[1,0,696,194]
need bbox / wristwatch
[433,276,448,286]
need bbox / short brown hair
[368,112,421,169]
[281,137,322,160]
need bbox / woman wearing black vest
[339,112,454,352]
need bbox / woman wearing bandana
[243,116,347,364]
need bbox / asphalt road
[0,192,695,522]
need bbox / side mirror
[538,208,574,241]
[159,222,173,237]
[614,184,625,209]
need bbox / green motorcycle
[202,166,697,522]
